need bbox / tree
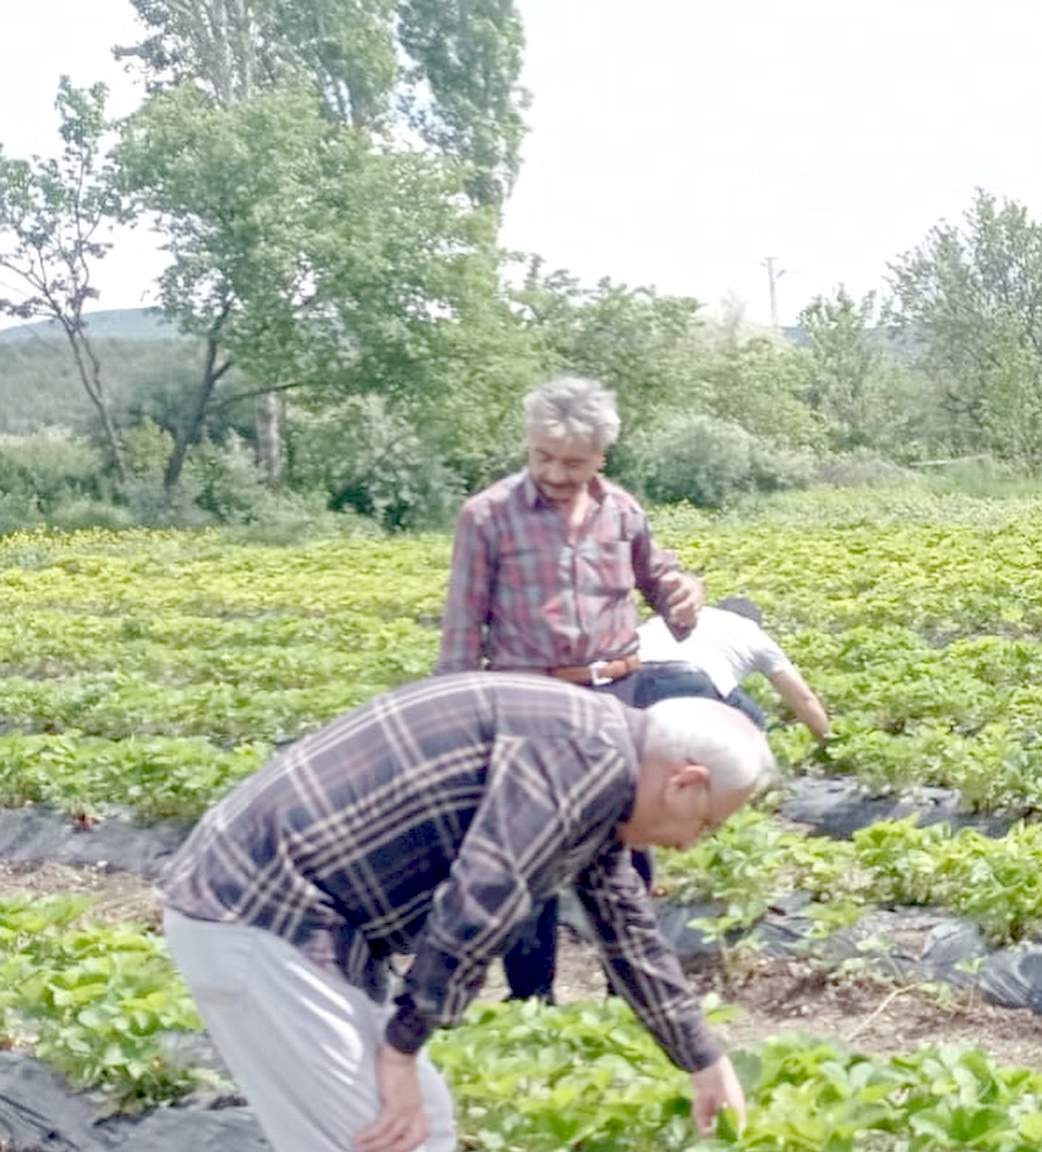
[0,79,128,481]
[800,287,880,450]
[513,259,707,433]
[115,0,527,486]
[116,0,527,207]
[889,190,1042,467]
[119,85,506,492]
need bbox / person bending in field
[637,596,830,741]
[160,673,772,1152]
[437,374,706,1002]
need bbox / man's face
[620,765,753,851]
[526,430,604,507]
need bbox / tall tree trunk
[62,325,128,484]
[254,389,284,485]
[164,335,232,493]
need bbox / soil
[4,860,1041,1071]
[0,858,163,929]
[482,929,1042,1070]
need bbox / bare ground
[4,861,1041,1069]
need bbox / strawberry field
[1,487,1042,1149]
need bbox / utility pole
[762,256,785,329]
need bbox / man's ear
[669,762,710,791]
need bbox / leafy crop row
[0,894,207,1111]
[4,499,1042,816]
[658,808,1042,947]
[430,998,1042,1151]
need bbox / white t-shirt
[637,606,792,697]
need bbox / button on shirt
[639,607,792,697]
[437,471,683,672]
[159,672,721,1071]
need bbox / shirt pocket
[581,537,634,595]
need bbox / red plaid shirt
[437,471,682,672]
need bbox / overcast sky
[3,0,1042,328]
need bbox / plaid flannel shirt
[436,471,684,672]
[160,672,720,1071]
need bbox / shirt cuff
[386,994,432,1054]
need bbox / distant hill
[0,308,177,344]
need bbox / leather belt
[549,653,640,687]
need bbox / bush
[0,431,107,511]
[622,414,755,508]
[815,449,909,488]
[289,395,465,531]
[750,441,817,492]
[47,499,136,532]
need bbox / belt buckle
[589,660,613,687]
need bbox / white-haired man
[161,674,771,1152]
[437,375,705,998]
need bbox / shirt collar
[615,707,646,823]
[521,470,607,510]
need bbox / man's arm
[574,843,720,1069]
[387,732,629,1051]
[436,501,493,674]
[574,846,746,1133]
[769,666,830,742]
[630,509,704,637]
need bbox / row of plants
[0,893,208,1111]
[0,492,1040,814]
[0,732,267,823]
[6,892,1042,1148]
[430,998,1042,1151]
[657,808,1042,948]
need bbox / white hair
[523,375,621,451]
[643,696,775,796]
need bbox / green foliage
[0,894,208,1110]
[289,395,465,530]
[890,190,1042,468]
[658,806,1042,948]
[513,260,707,433]
[632,414,756,508]
[700,333,825,451]
[430,999,1042,1151]
[621,414,816,508]
[0,432,107,512]
[120,0,527,205]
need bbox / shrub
[0,431,106,510]
[289,395,464,531]
[623,414,755,508]
[749,441,817,492]
[815,449,909,488]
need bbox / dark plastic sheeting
[0,1052,269,1151]
[980,946,1042,1013]
[781,777,1016,840]
[0,808,191,879]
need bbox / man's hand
[662,572,705,632]
[691,1054,746,1136]
[355,1045,428,1152]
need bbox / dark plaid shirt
[160,672,720,1071]
[437,471,683,672]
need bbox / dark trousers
[501,662,766,1000]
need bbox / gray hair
[643,696,775,796]
[523,376,621,450]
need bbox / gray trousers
[164,908,457,1151]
